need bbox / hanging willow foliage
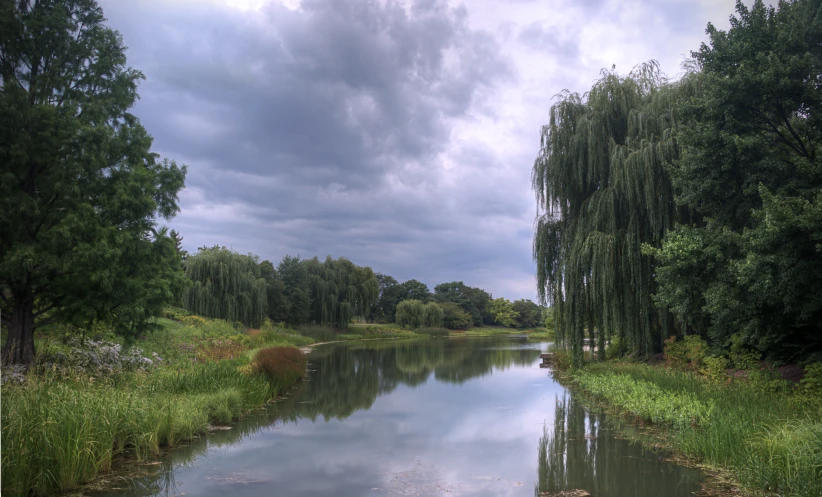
[182,246,268,328]
[303,256,379,329]
[532,62,697,366]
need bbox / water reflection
[90,338,702,497]
[535,394,702,497]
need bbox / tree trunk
[2,295,35,368]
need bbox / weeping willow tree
[396,300,443,329]
[532,62,696,366]
[304,256,379,329]
[182,246,268,328]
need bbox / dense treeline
[533,0,822,365]
[177,246,546,331]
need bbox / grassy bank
[559,357,822,497]
[1,314,312,496]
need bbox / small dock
[539,353,553,368]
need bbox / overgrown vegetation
[560,349,822,497]
[0,314,310,495]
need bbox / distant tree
[396,299,425,329]
[489,298,518,327]
[512,299,542,329]
[169,230,188,263]
[277,255,312,327]
[370,273,401,323]
[304,256,379,329]
[433,281,491,326]
[260,259,288,324]
[423,302,443,328]
[439,302,472,330]
[182,247,267,328]
[399,279,430,303]
[0,0,187,366]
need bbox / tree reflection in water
[534,393,702,497]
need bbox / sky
[97,0,738,301]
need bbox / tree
[0,0,187,366]
[182,247,267,328]
[369,273,401,323]
[423,302,443,328]
[512,299,542,329]
[532,61,690,365]
[399,279,430,303]
[169,230,188,263]
[304,256,379,329]
[396,299,425,329]
[489,298,518,327]
[651,0,822,361]
[260,259,289,324]
[277,255,311,327]
[433,281,491,326]
[439,302,472,330]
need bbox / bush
[34,337,160,379]
[664,335,707,369]
[440,302,472,330]
[701,355,729,385]
[800,362,822,397]
[253,347,307,389]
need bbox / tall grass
[1,315,313,495]
[569,362,822,497]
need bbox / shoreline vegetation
[0,310,552,496]
[548,340,822,497]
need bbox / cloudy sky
[98,0,737,301]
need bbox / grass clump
[253,346,307,389]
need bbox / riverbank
[0,316,314,496]
[551,353,822,497]
[1,315,556,495]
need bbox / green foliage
[572,360,822,497]
[511,299,542,328]
[304,256,379,329]
[182,247,267,328]
[433,281,491,326]
[423,302,443,328]
[700,355,730,385]
[574,371,715,428]
[800,362,822,397]
[532,60,690,366]
[663,335,708,370]
[488,297,517,327]
[370,273,401,322]
[277,255,312,327]
[653,0,822,362]
[395,299,425,329]
[398,279,431,303]
[0,0,187,365]
[439,302,472,330]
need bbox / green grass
[568,361,822,497]
[1,314,312,496]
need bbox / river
[92,337,703,497]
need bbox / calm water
[94,337,703,497]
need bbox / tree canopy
[182,247,267,328]
[0,0,186,366]
[304,256,379,329]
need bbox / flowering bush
[36,337,161,377]
[253,347,306,387]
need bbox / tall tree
[260,259,288,324]
[304,256,379,329]
[488,298,517,327]
[277,255,311,327]
[0,0,186,366]
[433,281,491,326]
[182,247,267,328]
[532,62,690,365]
[652,0,822,361]
[369,273,400,323]
[399,279,430,303]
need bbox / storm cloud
[98,0,737,300]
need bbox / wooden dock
[539,353,553,368]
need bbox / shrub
[800,362,822,397]
[35,338,160,379]
[701,355,729,385]
[664,335,707,369]
[253,347,307,389]
[440,302,472,330]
